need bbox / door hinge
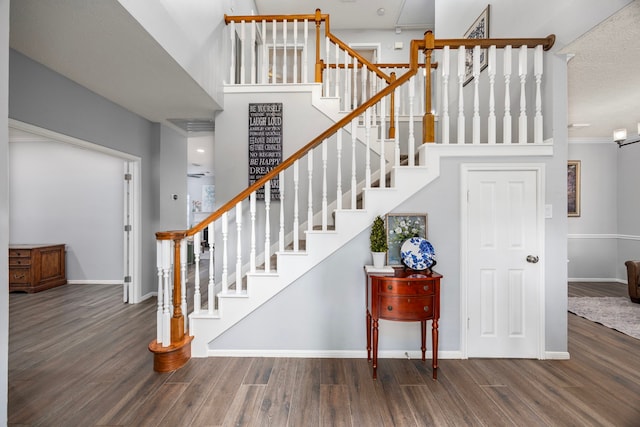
[124,173,132,181]
[124,276,132,283]
[124,225,132,232]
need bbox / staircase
[148,10,555,371]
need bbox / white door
[464,167,543,358]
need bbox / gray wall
[8,49,160,297]
[159,124,188,231]
[1,0,9,422]
[617,142,640,278]
[9,140,124,282]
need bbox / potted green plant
[370,215,388,268]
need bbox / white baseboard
[204,349,464,359]
[545,351,570,360]
[568,278,625,284]
[66,280,122,285]
[139,291,157,302]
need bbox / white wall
[1,0,9,422]
[9,140,124,282]
[117,0,258,109]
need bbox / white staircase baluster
[293,160,300,251]
[488,46,496,144]
[207,222,215,314]
[282,20,287,83]
[250,21,256,84]
[279,170,285,252]
[250,191,256,272]
[334,44,340,98]
[379,95,386,187]
[180,238,187,331]
[504,45,512,144]
[324,36,330,96]
[261,20,267,84]
[307,148,314,231]
[534,45,543,144]
[264,181,271,273]
[193,232,201,313]
[472,45,480,144]
[156,241,163,343]
[161,239,171,346]
[229,21,236,84]
[352,56,358,109]
[303,19,308,83]
[235,201,243,293]
[362,63,368,112]
[271,20,277,84]
[222,212,229,293]
[322,139,328,230]
[370,73,376,126]
[344,49,349,110]
[519,45,528,144]
[457,46,466,144]
[408,75,416,161]
[441,46,450,145]
[293,20,298,84]
[394,86,400,168]
[240,21,246,84]
[350,119,357,209]
[365,108,372,188]
[336,130,343,210]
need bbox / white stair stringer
[189,156,441,357]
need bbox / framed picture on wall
[567,160,581,217]
[386,213,428,265]
[463,5,490,86]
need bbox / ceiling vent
[168,119,215,133]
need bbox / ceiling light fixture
[196,148,205,153]
[613,123,640,147]
[377,7,385,16]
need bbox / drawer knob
[424,306,430,312]
[16,260,21,264]
[387,305,393,311]
[387,285,393,290]
[423,285,429,291]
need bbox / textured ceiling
[562,0,640,140]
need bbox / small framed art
[386,213,428,265]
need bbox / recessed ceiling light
[196,148,205,153]
[568,123,591,128]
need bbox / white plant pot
[372,251,386,268]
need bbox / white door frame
[8,119,142,304]
[460,163,546,359]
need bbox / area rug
[568,297,640,340]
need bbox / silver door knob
[526,255,539,263]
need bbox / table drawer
[379,295,434,320]
[379,280,435,296]
[9,267,31,284]
[9,249,31,258]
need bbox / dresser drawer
[9,267,31,284]
[379,295,434,320]
[9,249,31,258]
[379,280,435,296]
[9,257,31,266]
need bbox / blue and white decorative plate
[400,237,435,271]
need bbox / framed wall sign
[248,103,283,200]
[386,213,428,265]
[567,160,581,217]
[463,5,490,86]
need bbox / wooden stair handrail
[224,12,328,24]
[435,34,556,51]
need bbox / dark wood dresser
[9,244,67,293]
[365,266,442,380]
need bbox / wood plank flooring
[8,281,640,426]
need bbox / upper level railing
[148,13,555,371]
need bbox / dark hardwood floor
[8,280,640,426]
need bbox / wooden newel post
[170,236,185,343]
[389,72,396,139]
[314,8,323,83]
[423,31,435,143]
